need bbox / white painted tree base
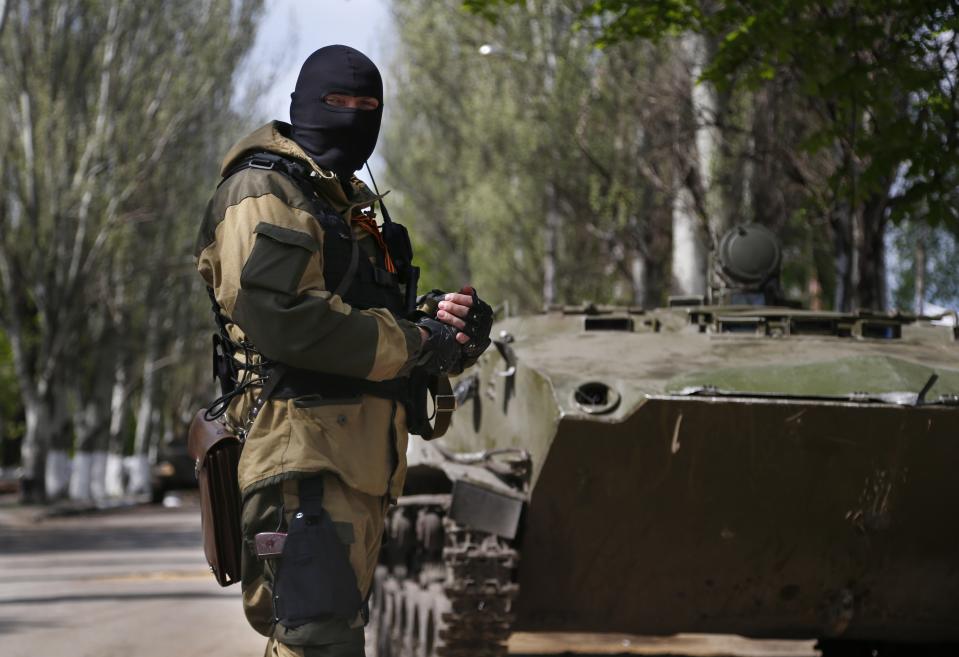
[68,452,94,502]
[127,454,151,496]
[89,451,109,500]
[105,453,126,498]
[68,451,112,501]
[45,449,72,500]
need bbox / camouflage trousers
[241,473,388,657]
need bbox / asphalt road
[0,496,263,657]
[0,496,817,657]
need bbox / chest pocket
[241,222,319,295]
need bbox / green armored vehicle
[371,224,959,657]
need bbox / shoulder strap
[219,151,316,195]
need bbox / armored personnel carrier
[371,225,959,657]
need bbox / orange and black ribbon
[352,212,396,273]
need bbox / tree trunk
[19,381,69,503]
[671,33,712,297]
[643,192,674,307]
[105,360,129,497]
[629,252,645,306]
[830,205,855,312]
[914,226,926,314]
[854,194,888,311]
[69,370,113,502]
[69,401,99,502]
[129,311,160,495]
[44,384,72,501]
[19,394,49,503]
[542,182,560,307]
[672,188,707,295]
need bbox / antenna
[364,161,393,224]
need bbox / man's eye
[323,95,378,110]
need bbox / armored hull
[373,304,959,656]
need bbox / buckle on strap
[434,394,456,413]
[249,156,275,171]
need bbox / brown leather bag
[187,410,243,587]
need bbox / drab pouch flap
[188,410,243,587]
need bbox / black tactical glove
[415,317,463,375]
[458,286,493,364]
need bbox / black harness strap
[297,477,324,516]
[203,286,288,429]
[269,365,409,403]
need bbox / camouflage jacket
[195,121,422,499]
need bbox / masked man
[194,45,492,657]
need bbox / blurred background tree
[0,0,263,502]
[463,0,959,310]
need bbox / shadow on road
[0,590,230,606]
[0,524,201,553]
[0,505,202,554]
[0,617,62,636]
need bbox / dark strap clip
[249,156,276,171]
[372,267,397,287]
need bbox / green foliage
[473,0,959,228]
[890,222,959,312]
[0,0,263,480]
[465,0,959,311]
[386,0,688,310]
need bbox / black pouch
[273,478,361,628]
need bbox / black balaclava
[289,45,383,179]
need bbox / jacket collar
[220,121,384,217]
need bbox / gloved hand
[458,286,493,363]
[412,287,493,370]
[415,317,463,375]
